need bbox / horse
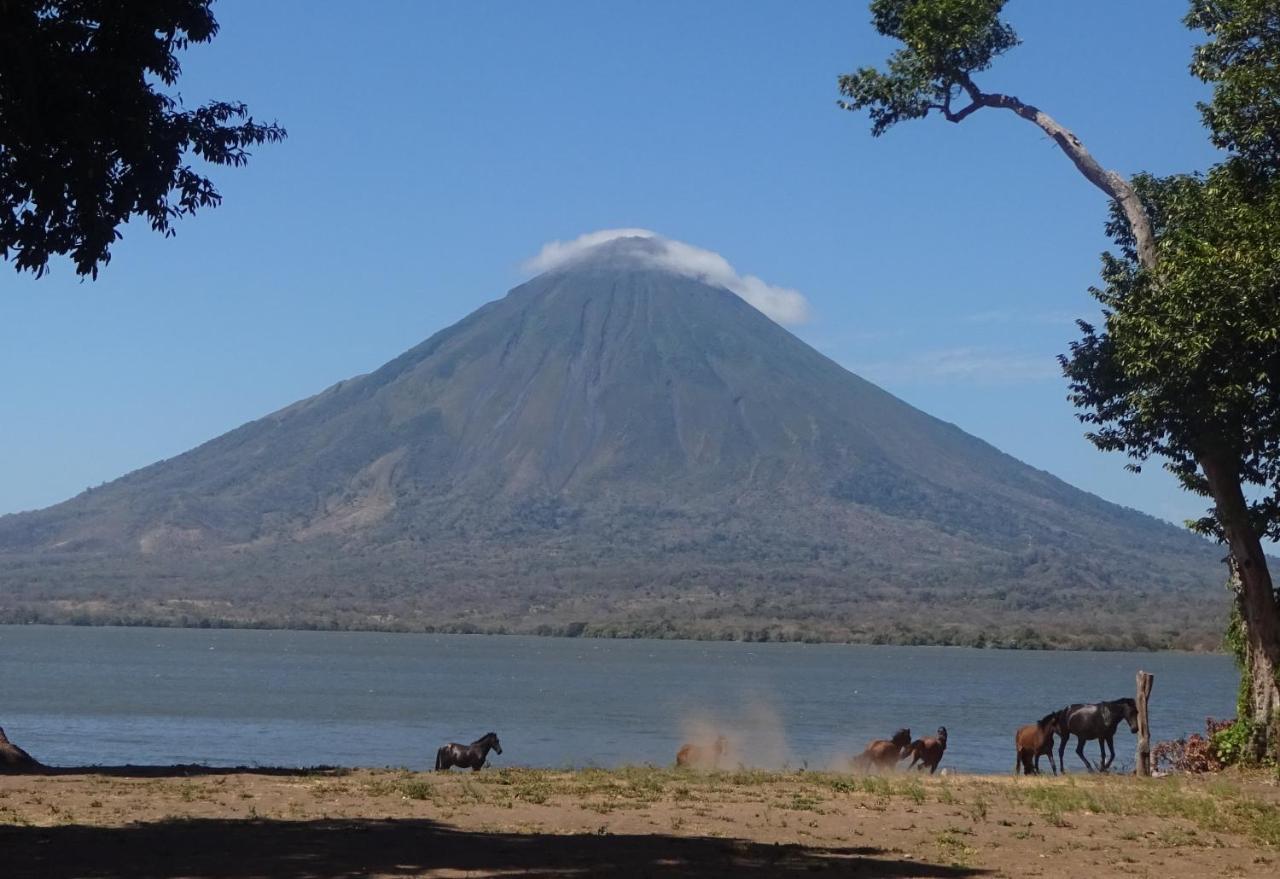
[676,735,728,769]
[1056,699,1138,772]
[1014,712,1060,775]
[851,728,912,772]
[905,727,948,774]
[0,727,41,772]
[435,732,502,772]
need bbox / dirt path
[2,766,1277,878]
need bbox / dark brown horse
[435,732,502,772]
[676,735,728,769]
[851,728,911,772]
[0,727,41,772]
[1014,713,1059,775]
[1057,699,1139,772]
[905,727,947,774]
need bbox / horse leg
[1058,735,1068,774]
[1098,737,1109,772]
[1075,736,1095,772]
[1102,735,1115,771]
[1047,747,1057,777]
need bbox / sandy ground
[2,765,1278,878]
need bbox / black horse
[435,732,502,772]
[1056,699,1138,772]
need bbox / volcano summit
[0,235,1224,647]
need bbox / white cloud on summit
[523,229,810,325]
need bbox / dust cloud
[675,698,797,769]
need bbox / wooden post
[1135,670,1154,776]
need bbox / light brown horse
[905,727,948,774]
[851,728,911,772]
[1014,713,1059,775]
[676,734,728,768]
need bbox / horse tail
[435,747,445,771]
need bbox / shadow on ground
[13,764,345,779]
[3,817,989,878]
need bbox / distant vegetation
[0,532,1225,651]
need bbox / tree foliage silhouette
[0,0,285,278]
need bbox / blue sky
[0,1,1225,528]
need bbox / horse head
[891,728,912,748]
[484,732,503,754]
[935,727,948,745]
[1117,698,1139,733]
[1049,706,1070,736]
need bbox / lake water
[0,625,1237,774]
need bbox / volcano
[0,236,1225,647]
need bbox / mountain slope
[0,237,1226,648]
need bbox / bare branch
[930,86,983,124]
[942,101,984,124]
[945,75,1158,271]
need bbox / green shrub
[1210,718,1257,766]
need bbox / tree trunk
[1135,670,1153,776]
[1201,453,1280,759]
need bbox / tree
[0,0,285,278]
[1188,0,1280,174]
[840,0,1280,757]
[1062,166,1280,757]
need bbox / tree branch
[947,75,1158,271]
[932,87,983,124]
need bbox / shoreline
[0,619,1227,654]
[0,763,1194,778]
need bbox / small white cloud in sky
[853,347,1061,385]
[523,228,810,325]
